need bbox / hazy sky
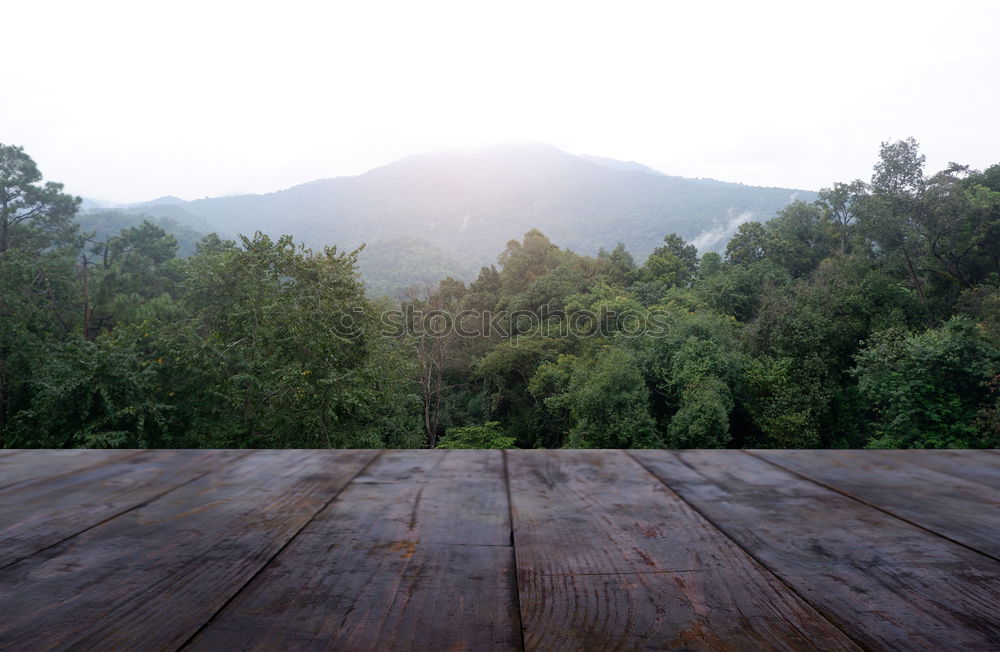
[6,0,999,203]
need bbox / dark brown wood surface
[751,448,1000,559]
[0,448,997,651]
[187,450,520,651]
[631,449,1000,650]
[0,449,248,569]
[0,449,376,651]
[506,450,858,651]
[829,448,1000,489]
[0,449,137,492]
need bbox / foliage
[853,318,1000,448]
[174,232,421,447]
[0,143,80,254]
[6,329,173,448]
[632,307,744,447]
[725,221,767,265]
[763,201,836,278]
[436,422,516,449]
[536,347,661,449]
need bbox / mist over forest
[2,138,998,449]
[80,144,810,297]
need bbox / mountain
[79,197,123,211]
[116,143,814,295]
[125,195,187,208]
[75,210,211,258]
[77,200,224,252]
[579,154,664,176]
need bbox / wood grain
[0,450,138,492]
[508,450,859,651]
[187,449,520,651]
[632,449,1000,650]
[2,449,998,650]
[0,449,248,569]
[0,449,376,651]
[856,449,1000,490]
[752,448,1000,559]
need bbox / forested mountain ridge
[110,143,811,295]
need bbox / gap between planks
[0,450,256,571]
[177,449,386,650]
[509,450,862,650]
[625,450,867,651]
[501,450,528,652]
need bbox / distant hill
[126,195,187,208]
[75,210,211,258]
[114,143,814,296]
[578,154,664,176]
[356,237,466,298]
[79,197,122,211]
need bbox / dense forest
[1,139,998,449]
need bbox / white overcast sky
[5,0,999,202]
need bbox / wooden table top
[0,449,998,650]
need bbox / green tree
[634,233,699,303]
[694,259,790,322]
[537,347,660,449]
[436,422,516,449]
[725,221,767,265]
[764,200,836,278]
[6,327,173,448]
[817,180,866,255]
[746,255,922,447]
[497,229,564,299]
[0,144,80,255]
[175,232,421,447]
[597,242,637,287]
[81,221,183,339]
[476,337,570,448]
[956,286,1000,346]
[857,137,931,313]
[644,233,698,282]
[0,145,81,443]
[697,251,722,279]
[634,307,744,448]
[918,164,1000,294]
[400,278,476,447]
[853,317,999,448]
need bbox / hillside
[75,210,211,258]
[119,144,814,295]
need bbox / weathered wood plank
[187,449,520,651]
[863,449,1000,490]
[0,449,376,651]
[508,450,859,651]
[632,450,1000,650]
[0,450,139,492]
[752,449,1000,559]
[0,449,249,569]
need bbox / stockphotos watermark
[332,306,672,342]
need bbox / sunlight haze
[5,0,999,202]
